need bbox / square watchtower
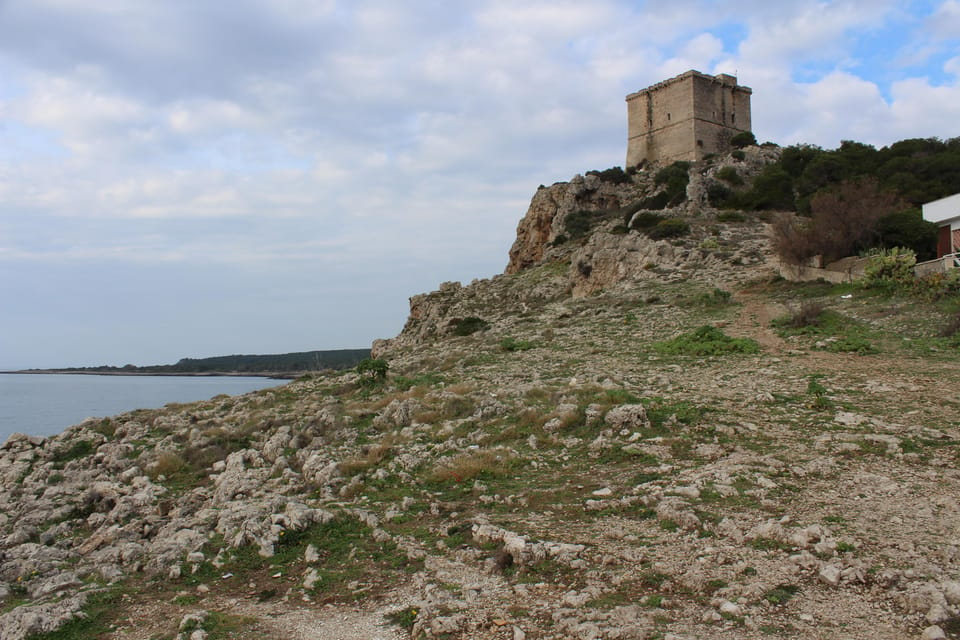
[626,70,752,167]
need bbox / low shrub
[654,326,760,356]
[707,182,733,207]
[564,209,595,239]
[939,311,960,338]
[695,288,732,307]
[449,316,489,336]
[730,131,758,148]
[716,211,746,223]
[629,211,666,231]
[356,358,389,385]
[915,269,960,301]
[500,337,535,352]
[820,336,878,355]
[778,301,826,329]
[586,166,632,184]
[716,166,743,185]
[862,247,916,291]
[646,218,691,240]
[642,161,691,209]
[764,584,800,605]
[51,440,95,466]
[429,449,513,483]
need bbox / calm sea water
[0,374,287,443]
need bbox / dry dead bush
[412,408,442,424]
[429,449,513,483]
[939,311,960,338]
[786,301,826,328]
[446,382,474,395]
[149,451,186,479]
[340,437,396,476]
[773,177,904,264]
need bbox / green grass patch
[763,583,801,605]
[654,326,760,356]
[25,589,120,640]
[50,440,96,468]
[500,337,535,352]
[387,606,421,632]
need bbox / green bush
[764,584,801,605]
[731,149,746,161]
[695,288,732,307]
[563,208,620,239]
[646,218,690,240]
[741,165,795,210]
[356,358,389,385]
[645,161,691,208]
[629,211,666,230]
[587,166,631,184]
[915,270,960,301]
[51,440,95,466]
[716,166,743,185]
[862,248,916,291]
[716,211,746,223]
[876,208,938,260]
[449,316,489,336]
[500,337,535,352]
[706,182,733,207]
[820,335,878,355]
[564,209,595,239]
[730,131,758,148]
[654,326,760,356]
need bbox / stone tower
[626,70,752,167]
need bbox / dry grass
[412,408,442,424]
[149,451,186,479]
[339,437,397,476]
[429,448,514,483]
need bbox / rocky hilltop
[2,150,960,640]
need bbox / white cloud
[929,0,960,39]
[1,0,958,367]
[661,32,725,77]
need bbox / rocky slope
[2,151,960,640]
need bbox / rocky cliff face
[380,149,777,355]
[505,173,631,275]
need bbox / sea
[0,373,287,444]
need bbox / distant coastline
[1,369,299,379]
[2,347,371,380]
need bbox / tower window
[667,113,671,121]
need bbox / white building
[922,193,960,259]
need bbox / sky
[1,0,959,369]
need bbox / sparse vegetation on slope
[6,153,960,640]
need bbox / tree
[772,177,904,264]
[730,131,757,148]
[356,358,388,385]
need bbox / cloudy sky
[1,0,958,369]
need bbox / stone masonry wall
[626,70,752,167]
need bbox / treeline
[168,349,371,373]
[57,349,371,374]
[728,137,960,262]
